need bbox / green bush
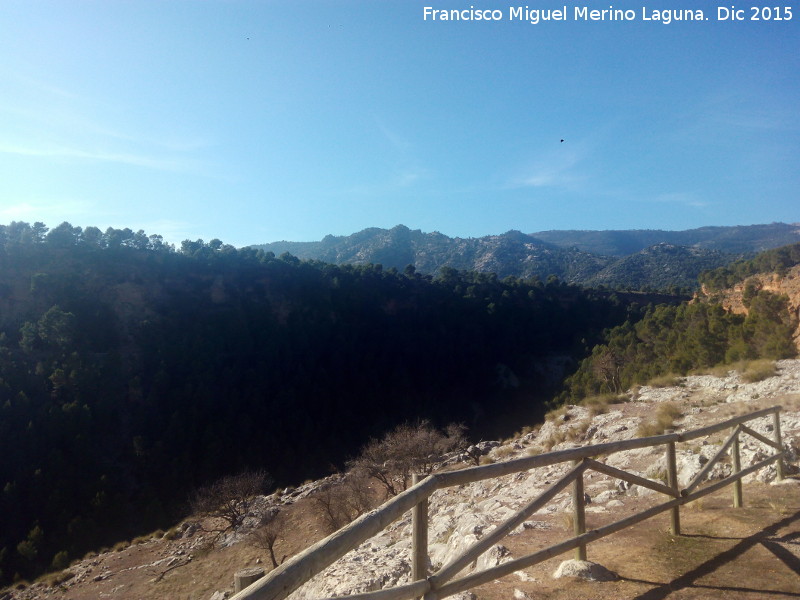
[49,551,69,571]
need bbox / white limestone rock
[552,559,618,581]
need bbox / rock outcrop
[285,360,800,600]
[714,263,800,349]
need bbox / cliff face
[713,263,800,349]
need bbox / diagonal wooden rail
[230,406,786,600]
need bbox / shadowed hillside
[0,221,642,585]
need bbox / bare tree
[250,507,286,568]
[190,470,272,536]
[347,420,468,496]
[592,347,624,394]
[310,470,375,533]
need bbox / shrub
[540,429,567,452]
[347,421,467,496]
[740,359,777,383]
[647,374,683,388]
[491,445,516,460]
[42,569,73,587]
[580,395,609,416]
[50,551,69,571]
[190,470,273,535]
[310,470,375,533]
[545,406,569,422]
[637,402,682,437]
[581,393,628,415]
[249,508,287,568]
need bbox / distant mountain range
[530,222,800,256]
[252,222,800,290]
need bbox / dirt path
[490,480,800,600]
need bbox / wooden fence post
[666,441,680,535]
[235,567,265,593]
[411,474,428,585]
[731,428,742,508]
[772,411,785,481]
[572,460,586,561]
[732,429,742,508]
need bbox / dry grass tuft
[740,359,778,383]
[692,364,733,378]
[41,570,75,588]
[694,359,777,383]
[545,405,569,423]
[686,497,706,511]
[581,393,631,416]
[637,402,682,437]
[647,373,683,388]
[580,395,609,416]
[492,444,516,460]
[539,429,567,452]
[768,500,790,515]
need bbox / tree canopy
[0,221,640,584]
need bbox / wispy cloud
[511,143,589,191]
[700,90,797,132]
[0,142,202,172]
[373,116,412,153]
[344,166,430,196]
[0,198,93,222]
[341,116,431,195]
[4,71,83,101]
[0,74,212,174]
[648,192,710,209]
[669,88,800,149]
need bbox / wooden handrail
[584,459,679,497]
[230,406,785,600]
[231,476,439,600]
[683,424,741,495]
[431,461,586,587]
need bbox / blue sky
[0,1,797,247]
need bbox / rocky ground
[4,360,800,600]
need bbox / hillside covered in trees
[3,221,797,588]
[561,248,800,402]
[254,223,800,291]
[699,242,800,291]
[531,222,800,256]
[0,221,646,585]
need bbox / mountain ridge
[252,223,800,290]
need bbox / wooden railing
[230,406,786,600]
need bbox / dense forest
[561,287,798,402]
[699,242,800,291]
[0,221,648,585]
[531,222,800,256]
